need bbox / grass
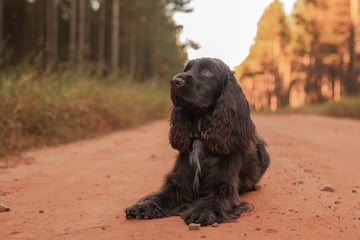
[271,95,360,119]
[2,65,358,159]
[0,68,171,158]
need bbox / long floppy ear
[169,107,192,153]
[204,74,256,155]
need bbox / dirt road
[0,115,359,240]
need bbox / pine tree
[236,0,291,108]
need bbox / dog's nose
[171,77,186,88]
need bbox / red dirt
[0,114,359,240]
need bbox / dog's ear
[204,73,256,155]
[169,107,192,153]
[183,59,194,72]
[168,60,195,153]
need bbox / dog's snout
[171,77,186,88]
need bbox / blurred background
[235,0,360,111]
[0,0,190,157]
[0,0,188,79]
[0,0,359,157]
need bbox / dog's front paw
[183,208,219,226]
[125,202,165,220]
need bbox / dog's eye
[201,68,213,77]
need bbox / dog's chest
[189,139,203,191]
[188,115,214,191]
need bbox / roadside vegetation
[269,95,360,119]
[0,0,193,158]
[0,68,170,158]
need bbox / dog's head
[169,58,256,155]
[170,58,231,112]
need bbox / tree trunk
[129,23,137,78]
[85,0,91,59]
[53,0,58,67]
[98,0,106,75]
[111,0,120,74]
[0,0,3,45]
[45,0,58,72]
[70,0,77,62]
[45,0,52,71]
[151,12,160,78]
[347,22,357,95]
[129,0,137,78]
[344,0,359,95]
[78,0,85,64]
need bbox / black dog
[125,58,270,226]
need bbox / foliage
[236,0,290,78]
[0,0,190,158]
[0,67,171,157]
[165,0,193,14]
[269,95,360,119]
[0,0,189,80]
[236,0,360,110]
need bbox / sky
[173,0,297,69]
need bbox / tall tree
[77,0,85,64]
[128,0,137,78]
[291,0,320,102]
[237,0,290,75]
[45,0,58,71]
[0,0,190,81]
[70,0,77,63]
[347,0,359,94]
[98,0,106,74]
[0,0,3,45]
[236,0,291,107]
[238,0,360,110]
[111,0,120,74]
[291,0,343,101]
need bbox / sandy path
[0,115,359,240]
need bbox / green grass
[0,69,171,158]
[272,95,360,119]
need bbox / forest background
[0,0,359,157]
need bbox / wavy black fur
[125,58,270,226]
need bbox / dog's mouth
[171,90,210,112]
[171,85,190,106]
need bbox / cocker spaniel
[125,58,270,226]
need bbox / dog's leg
[238,139,270,194]
[125,153,193,220]
[182,182,251,226]
[256,139,270,175]
[182,156,251,226]
[125,193,169,219]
